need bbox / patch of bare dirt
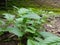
[44,16,60,36]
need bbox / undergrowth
[0,7,60,45]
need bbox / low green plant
[0,7,60,45]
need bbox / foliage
[0,7,59,45]
[27,32,60,45]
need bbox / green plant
[0,7,60,45]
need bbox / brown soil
[0,41,18,45]
[0,32,19,45]
[44,16,60,36]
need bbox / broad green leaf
[25,29,35,33]
[16,18,23,23]
[48,43,60,45]
[39,32,60,45]
[26,20,34,25]
[40,32,57,38]
[22,13,40,20]
[44,36,60,44]
[27,26,36,33]
[3,13,15,21]
[7,27,24,37]
[27,39,37,45]
[27,39,46,45]
[18,8,30,14]
[34,37,43,42]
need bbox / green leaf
[0,28,7,35]
[0,32,4,35]
[25,29,35,33]
[16,18,23,23]
[22,13,40,20]
[18,8,30,14]
[0,28,7,32]
[34,37,43,42]
[3,13,15,21]
[7,27,24,37]
[26,26,36,33]
[40,32,60,45]
[0,20,5,25]
[40,32,57,38]
[27,39,37,45]
[27,39,46,45]
[44,36,60,44]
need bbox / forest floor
[0,10,60,45]
[45,16,60,36]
